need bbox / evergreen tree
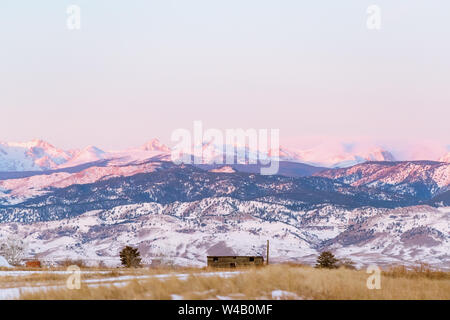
[120,246,142,268]
[315,251,339,269]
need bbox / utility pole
[266,240,269,265]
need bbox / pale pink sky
[0,1,448,150]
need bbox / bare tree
[0,236,28,266]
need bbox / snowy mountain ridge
[0,198,447,269]
[1,138,448,172]
[315,161,450,200]
[0,156,448,268]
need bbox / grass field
[3,264,447,300]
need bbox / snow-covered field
[0,269,242,300]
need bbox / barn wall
[207,256,264,268]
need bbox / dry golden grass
[18,264,450,300]
[0,266,229,292]
[0,270,131,287]
[383,263,450,280]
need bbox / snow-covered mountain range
[0,140,72,172]
[0,139,449,269]
[0,139,448,172]
[315,161,450,201]
[0,198,447,269]
[0,139,170,172]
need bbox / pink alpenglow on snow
[0,138,448,172]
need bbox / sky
[0,1,449,150]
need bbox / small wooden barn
[207,256,264,268]
[25,260,41,268]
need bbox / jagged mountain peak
[140,138,170,152]
[59,145,107,168]
[3,138,54,149]
[439,152,450,163]
[0,139,72,171]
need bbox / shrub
[0,236,28,266]
[60,259,86,268]
[120,246,142,268]
[337,258,356,270]
[315,251,339,269]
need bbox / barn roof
[207,256,263,258]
